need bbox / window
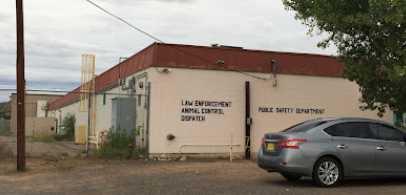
[371,124,405,142]
[282,119,331,133]
[103,93,106,105]
[324,122,376,139]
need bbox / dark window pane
[282,120,330,133]
[371,124,404,141]
[324,125,344,136]
[324,122,375,139]
[137,95,142,106]
[103,93,107,105]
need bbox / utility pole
[16,0,26,171]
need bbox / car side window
[324,124,345,136]
[324,122,376,139]
[370,124,405,142]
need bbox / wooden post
[16,0,26,171]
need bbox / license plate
[266,143,275,152]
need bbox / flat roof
[11,90,66,96]
[49,42,344,110]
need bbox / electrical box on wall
[111,97,136,134]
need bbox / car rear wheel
[280,173,302,181]
[313,157,342,187]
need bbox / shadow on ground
[266,174,406,188]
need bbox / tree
[60,114,75,140]
[283,0,406,116]
[0,102,11,120]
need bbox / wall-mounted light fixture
[167,133,176,141]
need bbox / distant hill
[0,101,11,120]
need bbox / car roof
[315,117,392,126]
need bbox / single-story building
[48,42,393,159]
[10,91,65,136]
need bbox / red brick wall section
[48,43,344,110]
[153,43,343,77]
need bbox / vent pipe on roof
[216,59,225,65]
[210,44,243,50]
[271,60,278,73]
[119,57,128,63]
[271,60,278,87]
[220,45,243,50]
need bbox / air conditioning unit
[128,77,136,90]
[127,77,137,96]
[138,81,144,90]
[120,79,129,90]
[119,79,126,86]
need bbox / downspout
[245,81,252,160]
[145,81,151,158]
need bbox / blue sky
[0,0,337,102]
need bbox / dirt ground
[0,135,83,158]
[1,158,406,195]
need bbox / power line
[0,88,65,92]
[85,0,271,81]
[85,0,164,43]
[0,88,142,96]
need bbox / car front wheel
[313,157,342,187]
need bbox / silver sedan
[257,117,406,187]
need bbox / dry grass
[0,144,13,159]
[30,133,56,143]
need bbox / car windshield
[281,119,331,133]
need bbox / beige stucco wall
[148,68,393,156]
[94,87,122,134]
[25,117,57,136]
[10,94,62,133]
[93,71,149,143]
[50,67,393,157]
[50,101,86,135]
[50,70,150,145]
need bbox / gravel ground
[1,158,406,195]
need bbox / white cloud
[0,0,337,101]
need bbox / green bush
[55,114,75,141]
[96,129,136,159]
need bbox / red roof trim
[48,43,156,110]
[49,43,344,110]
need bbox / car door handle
[336,144,347,149]
[376,146,385,151]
